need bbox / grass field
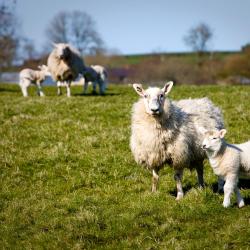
[0,83,250,249]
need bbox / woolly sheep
[201,128,250,208]
[19,65,50,97]
[47,43,86,97]
[130,82,224,200]
[83,65,108,95]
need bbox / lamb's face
[201,129,227,153]
[54,43,71,60]
[133,81,173,116]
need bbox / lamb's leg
[174,169,184,200]
[152,169,159,192]
[235,187,245,208]
[99,80,105,95]
[21,85,28,97]
[37,82,44,96]
[223,174,237,208]
[196,164,204,188]
[20,79,29,97]
[66,82,71,97]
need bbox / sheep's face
[201,129,227,153]
[133,81,173,116]
[54,43,71,60]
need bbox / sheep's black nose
[151,108,159,112]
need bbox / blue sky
[16,0,250,55]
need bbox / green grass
[0,83,250,249]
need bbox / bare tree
[46,11,69,44]
[184,23,213,55]
[46,11,104,55]
[0,0,19,70]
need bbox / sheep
[57,74,85,96]
[19,65,50,97]
[47,43,86,97]
[201,128,250,208]
[130,82,224,200]
[83,65,108,95]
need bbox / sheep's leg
[174,169,184,200]
[37,82,44,96]
[223,174,237,208]
[152,169,159,192]
[83,81,88,94]
[218,176,224,193]
[235,187,245,208]
[92,81,97,94]
[57,82,62,96]
[66,82,71,97]
[196,164,204,188]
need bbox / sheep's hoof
[176,193,184,201]
[238,200,245,208]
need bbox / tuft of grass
[0,83,250,249]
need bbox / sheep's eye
[159,94,164,99]
[144,94,148,98]
[212,137,217,140]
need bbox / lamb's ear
[133,83,145,97]
[162,81,174,95]
[219,129,227,138]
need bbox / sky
[15,0,250,55]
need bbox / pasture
[0,83,250,249]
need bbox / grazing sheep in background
[201,128,250,208]
[47,43,86,97]
[130,82,224,200]
[19,65,50,97]
[83,65,108,95]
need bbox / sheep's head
[133,81,173,116]
[200,128,227,153]
[53,43,71,60]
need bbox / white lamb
[19,65,51,97]
[83,65,108,95]
[130,82,224,200]
[201,128,250,208]
[47,43,86,97]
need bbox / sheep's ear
[198,127,208,135]
[52,42,58,48]
[133,83,145,97]
[219,129,227,138]
[162,81,173,95]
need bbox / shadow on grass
[0,87,19,93]
[74,92,121,97]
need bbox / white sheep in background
[19,65,50,97]
[130,82,224,200]
[201,128,250,208]
[83,65,108,95]
[47,43,86,97]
